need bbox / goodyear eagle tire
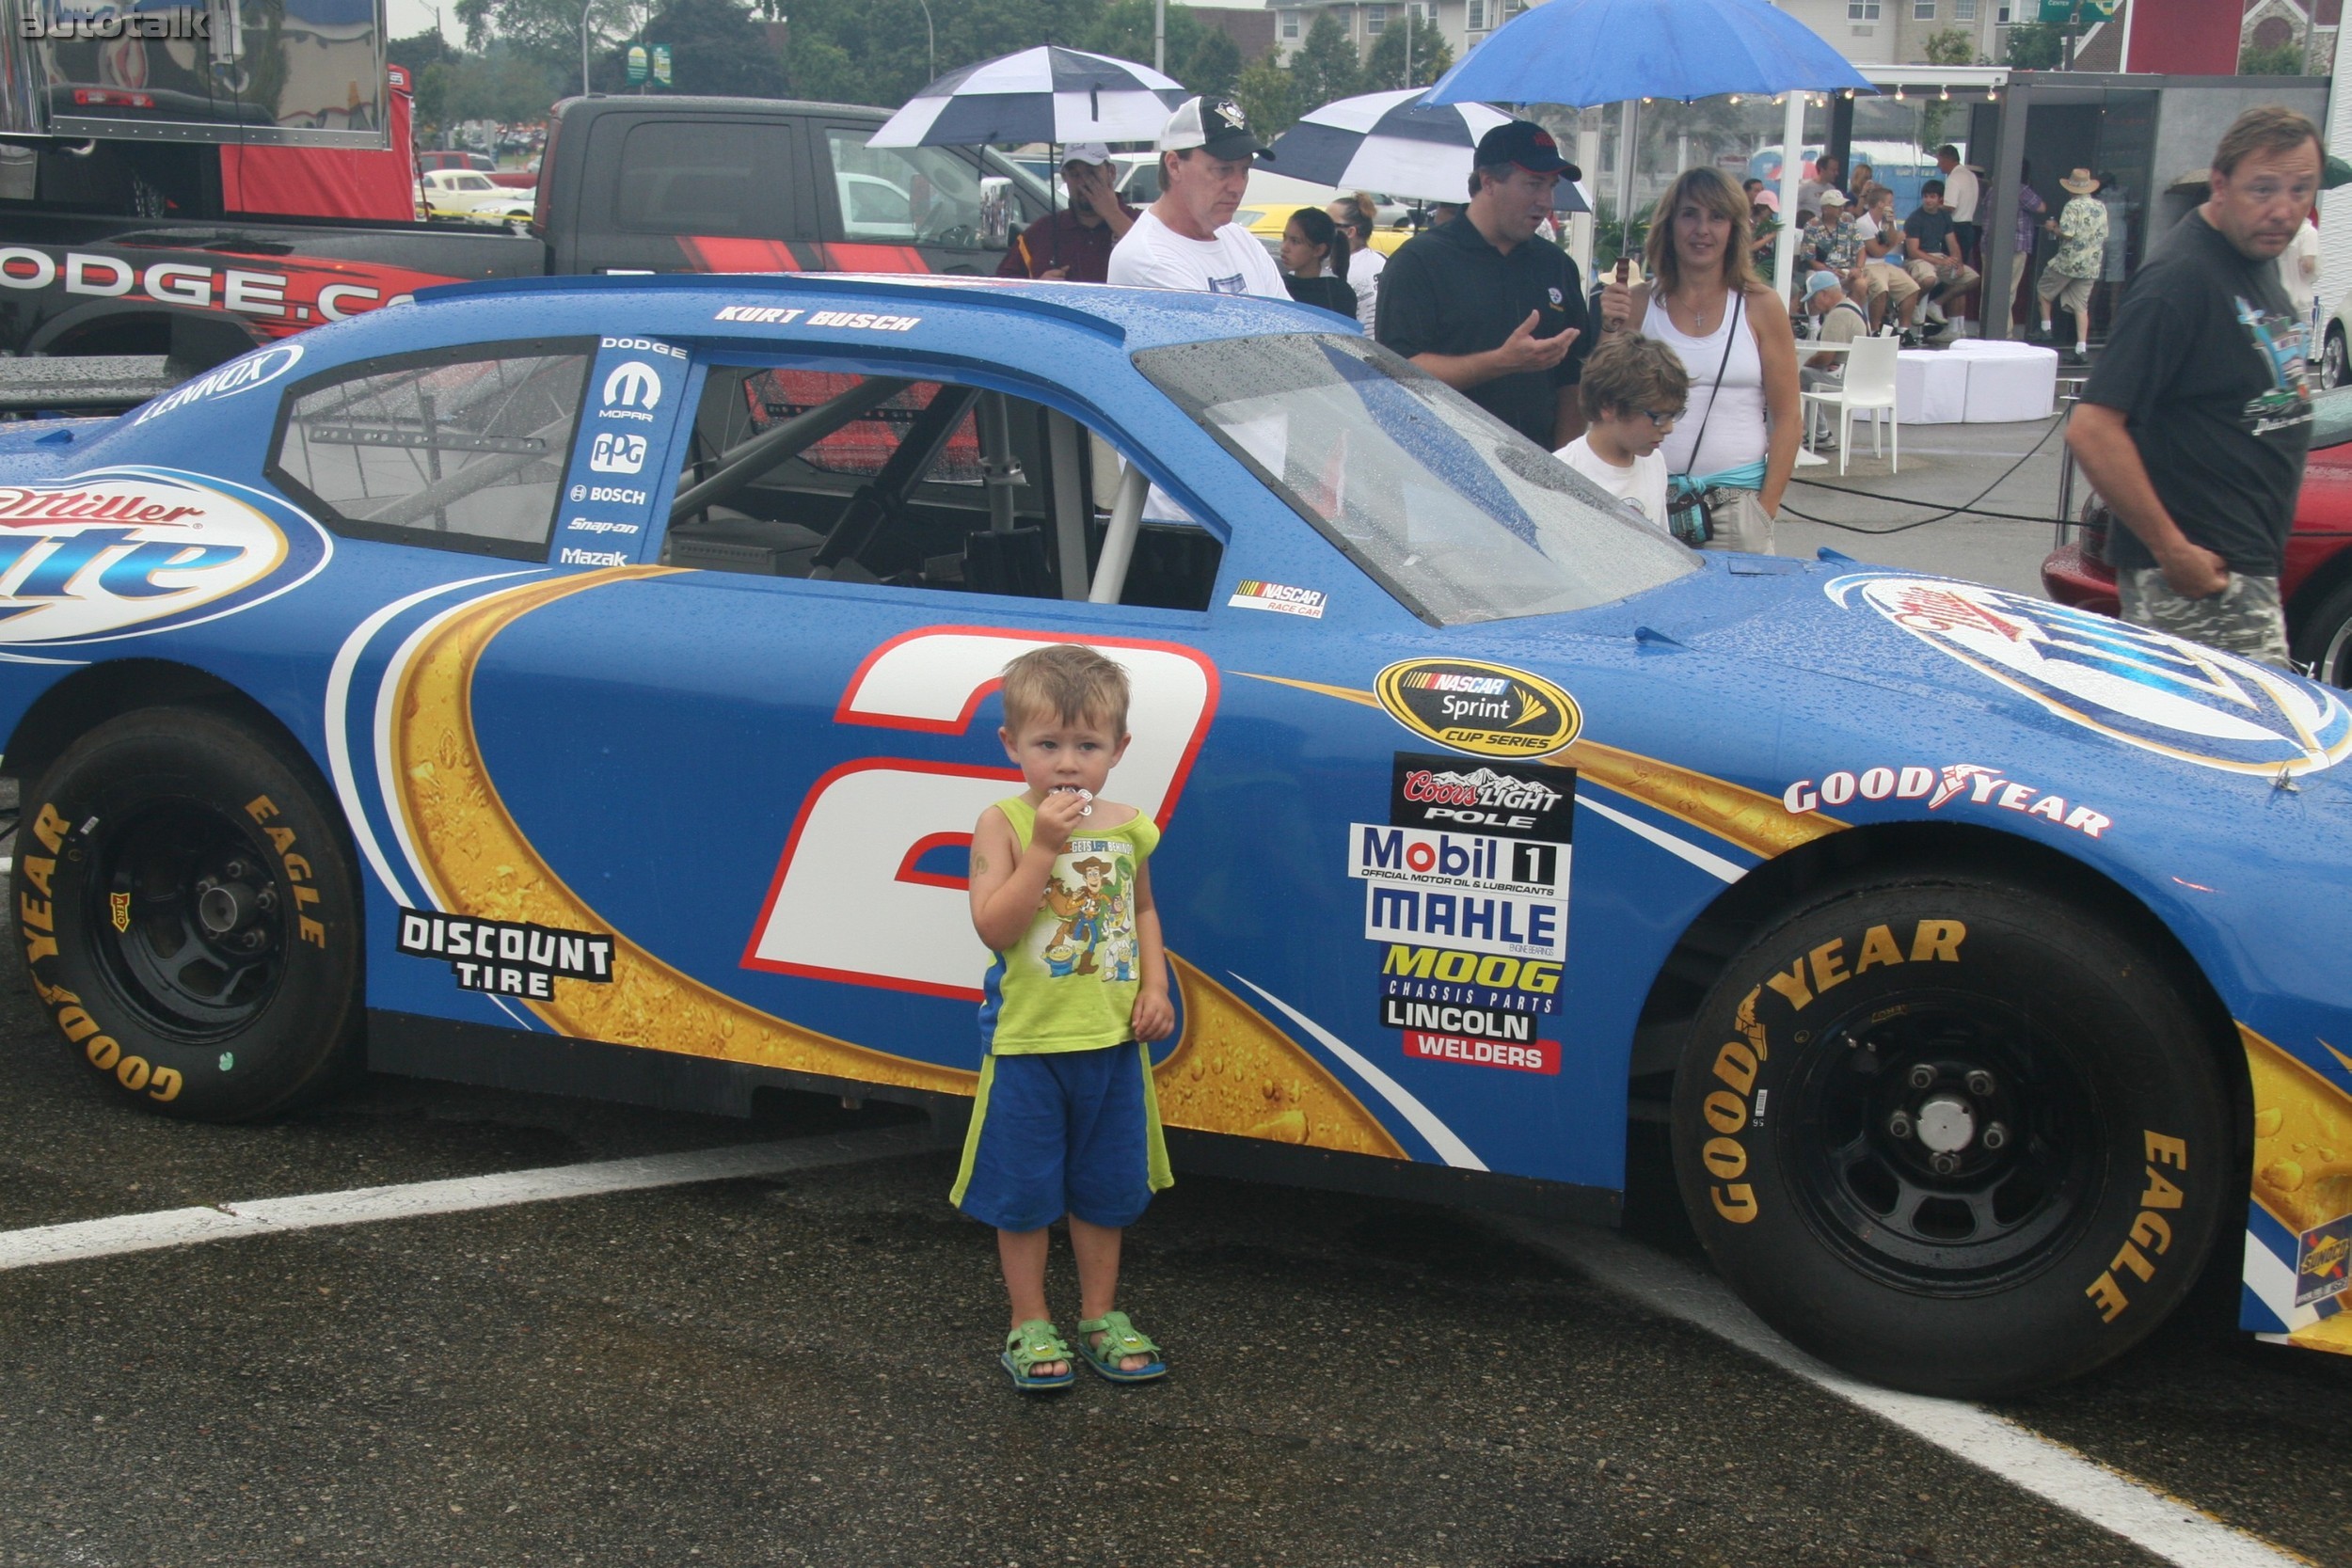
[19,707,361,1120]
[1673,878,2228,1398]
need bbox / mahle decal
[1373,658,1580,759]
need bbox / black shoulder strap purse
[1665,290,1745,547]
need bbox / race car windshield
[1136,334,1695,626]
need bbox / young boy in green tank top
[954,643,1175,1389]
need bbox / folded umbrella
[867,45,1186,149]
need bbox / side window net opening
[269,349,591,561]
[663,364,1219,610]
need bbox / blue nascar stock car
[1,271,2345,1396]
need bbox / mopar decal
[1829,573,2352,776]
[0,468,329,645]
[1374,658,1579,759]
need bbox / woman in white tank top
[1597,167,1801,553]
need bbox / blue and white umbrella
[1268,88,1586,210]
[867,46,1186,149]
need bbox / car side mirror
[979,177,1012,250]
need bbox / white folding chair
[1800,334,1899,475]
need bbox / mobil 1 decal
[551,337,691,569]
[1353,753,1575,1074]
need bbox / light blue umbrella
[1420,0,1869,109]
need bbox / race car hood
[0,419,118,481]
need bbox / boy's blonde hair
[1579,333,1691,423]
[1000,643,1131,736]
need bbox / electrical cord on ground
[1774,402,2076,535]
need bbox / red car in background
[2042,388,2352,685]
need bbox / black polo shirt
[1374,214,1591,445]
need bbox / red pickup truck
[2041,388,2352,686]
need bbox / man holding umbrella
[1375,120,1592,448]
[997,144,1136,283]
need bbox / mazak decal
[1829,573,2352,776]
[0,468,329,646]
[397,909,615,1000]
[1781,763,2111,838]
[130,343,302,425]
[1374,658,1580,759]
[1391,752,1574,839]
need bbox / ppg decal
[0,468,330,645]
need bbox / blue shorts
[949,1042,1165,1232]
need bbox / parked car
[416,168,534,226]
[2042,385,2352,684]
[2,95,1053,372]
[8,272,2349,1397]
[416,150,496,174]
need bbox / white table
[1896,348,1970,424]
[1949,340,2059,422]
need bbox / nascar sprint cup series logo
[1374,658,1581,759]
[0,468,330,646]
[1830,573,2352,776]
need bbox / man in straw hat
[2068,106,2322,669]
[2033,168,2109,365]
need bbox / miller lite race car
[2,272,2347,1396]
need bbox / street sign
[2037,0,2120,22]
[626,44,647,84]
[651,44,672,87]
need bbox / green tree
[2240,40,2310,75]
[1184,29,1243,101]
[1287,11,1361,119]
[1082,0,1202,71]
[779,0,1099,108]
[1920,26,1972,65]
[389,25,458,75]
[608,0,785,95]
[1359,15,1451,91]
[2005,22,2061,69]
[421,45,566,131]
[1233,50,1295,137]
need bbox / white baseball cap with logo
[1156,96,1272,161]
[1062,142,1112,167]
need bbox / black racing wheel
[1673,874,2229,1397]
[2290,572,2352,689]
[21,707,362,1120]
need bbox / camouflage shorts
[2118,567,2292,670]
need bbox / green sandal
[1075,1310,1166,1383]
[1000,1320,1075,1391]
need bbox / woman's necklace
[1671,286,1720,337]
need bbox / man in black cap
[1375,119,1591,447]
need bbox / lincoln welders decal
[0,467,330,645]
[397,909,615,999]
[1373,658,1580,759]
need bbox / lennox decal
[1829,572,2352,776]
[0,468,329,645]
[131,343,302,425]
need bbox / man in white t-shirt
[1935,143,1981,261]
[1554,333,1685,535]
[1108,97,1288,298]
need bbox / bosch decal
[397,909,615,1000]
[1374,658,1580,758]
[1390,752,1574,839]
[1781,764,2112,838]
[1829,572,2352,776]
[0,468,329,645]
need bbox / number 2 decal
[740,627,1220,999]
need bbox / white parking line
[1502,1219,2312,1568]
[0,1125,941,1275]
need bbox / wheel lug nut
[1887,1111,1914,1139]
[1980,1121,2008,1151]
[1906,1064,1936,1091]
[1930,1151,1961,1176]
[1965,1070,1996,1098]
[224,860,246,879]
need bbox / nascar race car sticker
[1781,763,2113,838]
[1829,572,2352,776]
[0,467,330,647]
[375,586,1403,1158]
[1374,657,1580,758]
[1226,578,1326,618]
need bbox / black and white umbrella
[1267,88,1586,212]
[867,46,1185,149]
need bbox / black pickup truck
[0,95,1050,372]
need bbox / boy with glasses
[1555,334,1688,534]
